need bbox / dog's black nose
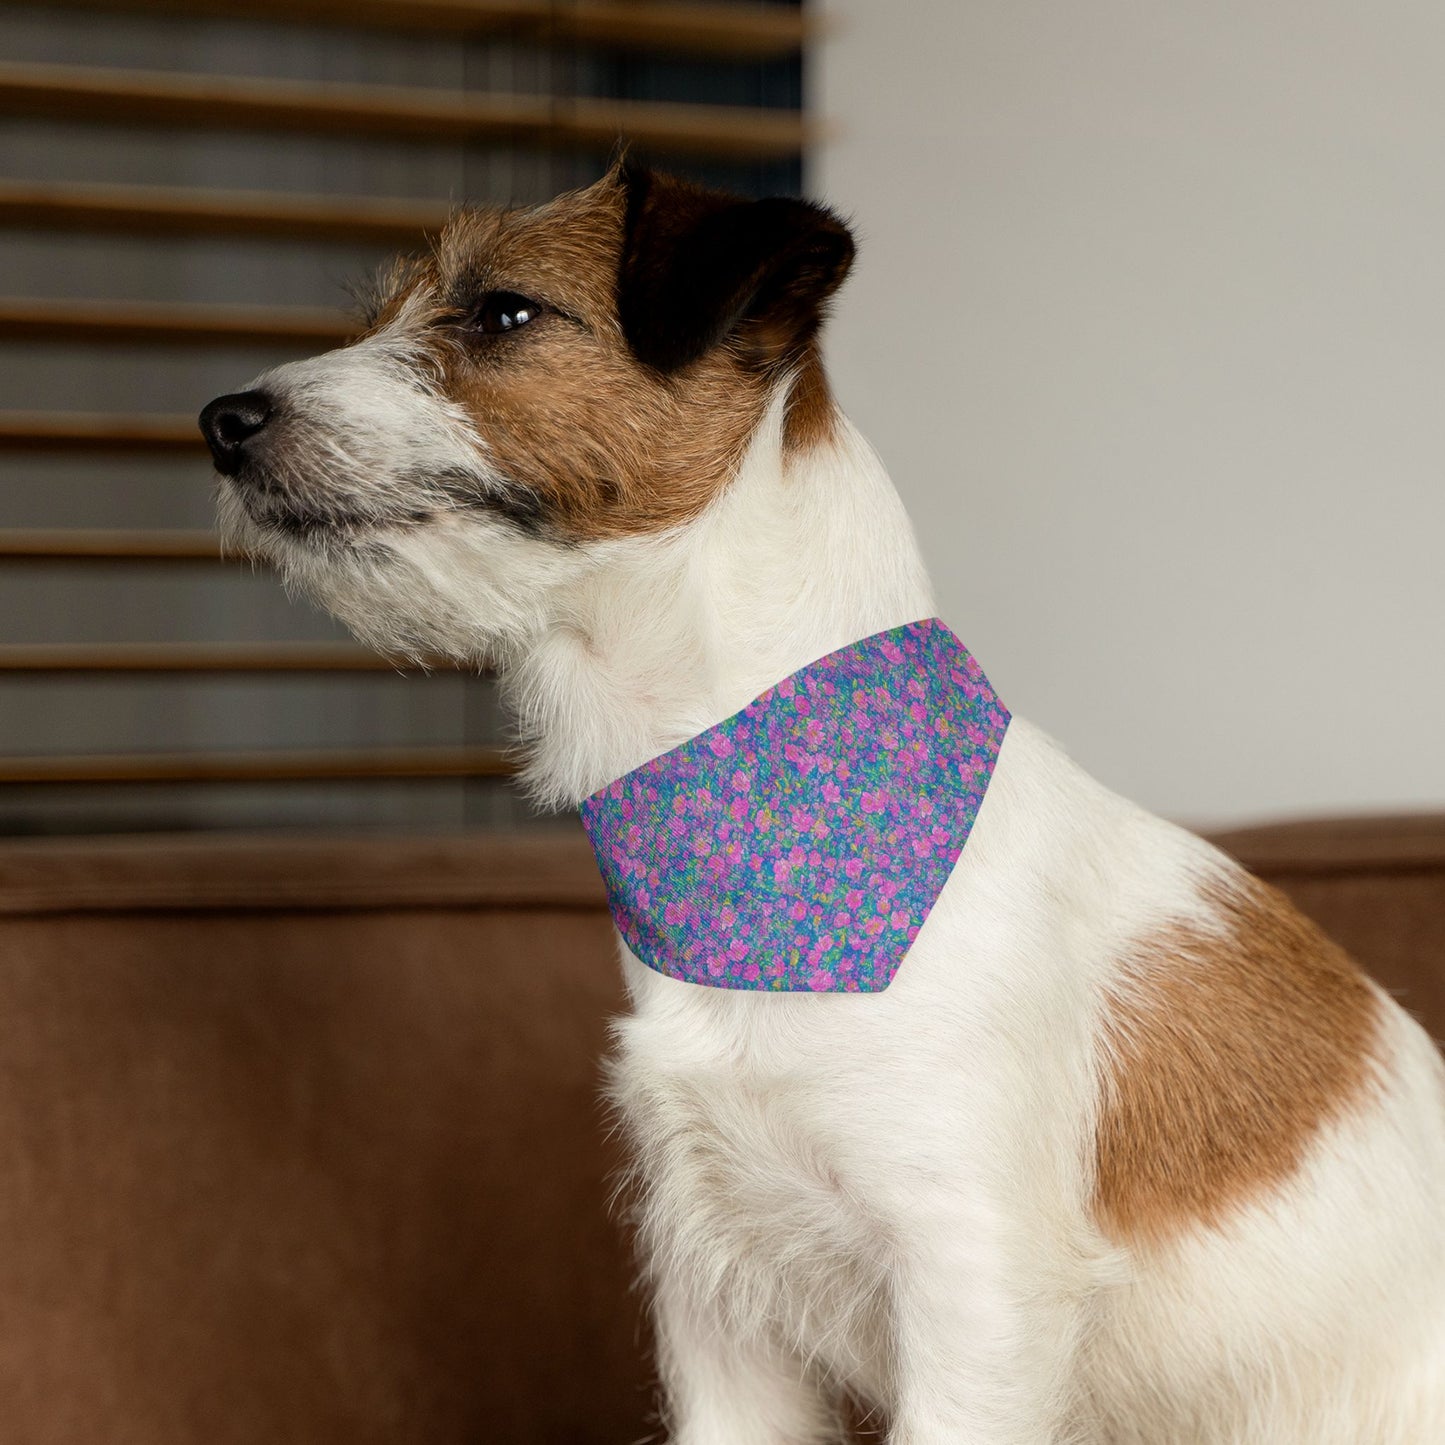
[199,390,273,475]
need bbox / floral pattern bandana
[579,619,1009,992]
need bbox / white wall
[813,0,1445,827]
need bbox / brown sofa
[0,816,1440,1443]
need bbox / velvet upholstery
[0,817,1440,1441]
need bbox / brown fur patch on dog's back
[1094,873,1382,1246]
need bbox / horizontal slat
[0,179,448,245]
[0,528,220,560]
[30,0,810,59]
[511,0,809,57]
[0,296,353,348]
[0,413,203,452]
[0,643,420,673]
[0,831,606,917]
[0,62,812,161]
[0,745,513,784]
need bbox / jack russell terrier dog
[200,163,1445,1444]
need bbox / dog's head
[200,163,854,661]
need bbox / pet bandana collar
[579,619,1009,993]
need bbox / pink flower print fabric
[579,620,1009,993]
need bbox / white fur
[222,349,1445,1443]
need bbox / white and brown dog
[201,164,1445,1444]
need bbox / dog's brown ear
[617,162,855,374]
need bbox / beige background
[814,0,1445,826]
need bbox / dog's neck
[504,391,937,809]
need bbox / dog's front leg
[885,1199,1090,1445]
[653,1275,841,1445]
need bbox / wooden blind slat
[0,529,221,561]
[0,413,204,452]
[544,0,810,58]
[0,62,813,161]
[0,180,448,245]
[29,0,810,59]
[0,643,422,673]
[0,297,353,348]
[0,745,514,784]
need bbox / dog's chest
[612,980,894,1387]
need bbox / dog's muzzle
[199,390,274,477]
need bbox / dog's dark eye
[471,291,543,335]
